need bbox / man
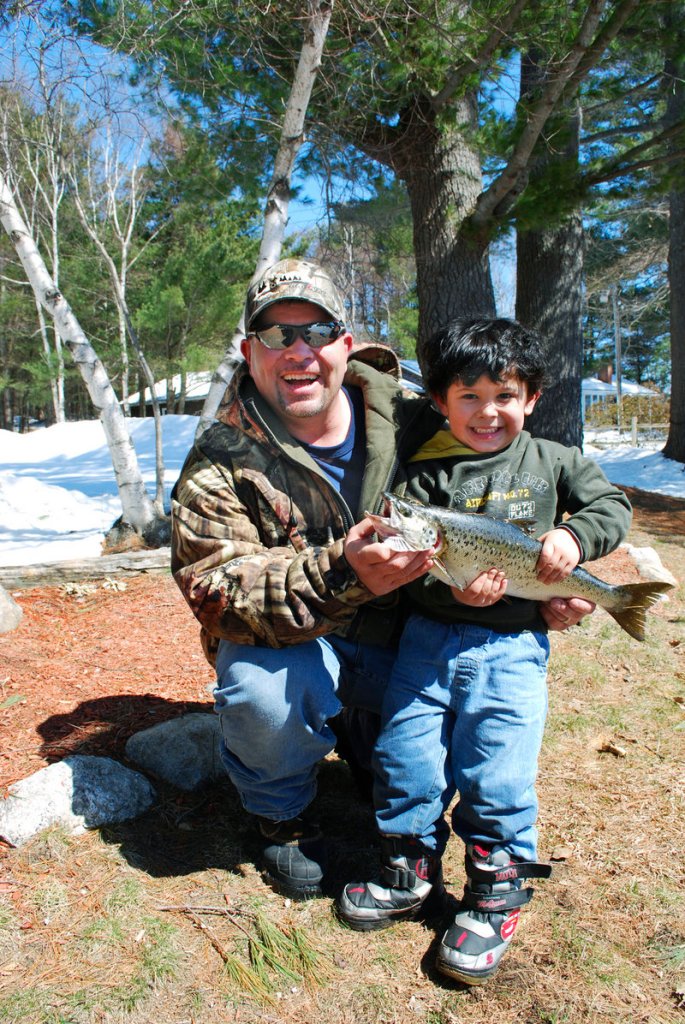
[171,258,591,900]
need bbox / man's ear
[240,336,252,365]
[524,390,541,415]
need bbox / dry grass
[1,528,683,1024]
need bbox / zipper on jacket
[243,396,356,531]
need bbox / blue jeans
[373,614,549,861]
[214,635,395,820]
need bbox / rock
[0,755,157,847]
[620,543,679,587]
[125,713,224,791]
[0,585,23,634]
[102,513,171,555]
[102,516,147,554]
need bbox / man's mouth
[282,373,319,385]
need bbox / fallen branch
[0,548,171,589]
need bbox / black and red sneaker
[338,834,444,931]
[436,844,551,985]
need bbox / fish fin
[505,517,538,535]
[429,556,471,590]
[608,580,675,641]
[381,535,414,552]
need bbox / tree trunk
[72,188,166,511]
[663,6,685,463]
[664,186,685,463]
[517,215,584,448]
[516,54,584,449]
[0,170,158,534]
[399,95,495,344]
[197,0,334,438]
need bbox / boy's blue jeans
[214,634,395,820]
[373,614,549,862]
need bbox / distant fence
[586,417,668,448]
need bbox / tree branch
[432,0,530,114]
[470,0,641,230]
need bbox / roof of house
[582,377,659,397]
[126,372,213,405]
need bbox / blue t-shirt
[301,387,366,515]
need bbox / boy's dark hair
[417,317,548,399]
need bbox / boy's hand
[536,528,582,585]
[450,568,507,607]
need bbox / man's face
[241,300,353,439]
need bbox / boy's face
[433,373,540,453]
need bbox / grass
[0,535,683,1023]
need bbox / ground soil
[0,485,683,1024]
[1,484,683,793]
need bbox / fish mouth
[375,492,442,553]
[365,510,399,540]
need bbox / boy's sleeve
[556,448,632,562]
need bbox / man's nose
[285,332,315,353]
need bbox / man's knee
[214,639,341,750]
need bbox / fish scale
[367,492,676,642]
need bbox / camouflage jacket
[171,350,442,663]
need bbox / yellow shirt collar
[409,428,477,462]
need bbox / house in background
[126,372,213,416]
[581,364,659,422]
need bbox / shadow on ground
[93,757,381,892]
[37,694,213,764]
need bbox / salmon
[367,492,675,642]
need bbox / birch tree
[0,169,160,535]
[71,136,167,509]
[196,0,334,436]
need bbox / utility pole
[610,283,623,433]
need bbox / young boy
[338,317,632,985]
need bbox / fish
[366,492,676,642]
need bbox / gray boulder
[125,712,224,791]
[0,755,157,847]
[0,585,23,634]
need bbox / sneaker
[436,844,551,985]
[257,813,327,899]
[338,835,444,931]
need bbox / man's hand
[450,568,507,607]
[344,517,434,596]
[536,528,582,584]
[540,596,595,631]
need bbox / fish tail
[607,580,675,641]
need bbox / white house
[126,372,213,415]
[581,375,659,422]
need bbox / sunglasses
[250,320,346,350]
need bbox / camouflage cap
[245,258,346,330]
